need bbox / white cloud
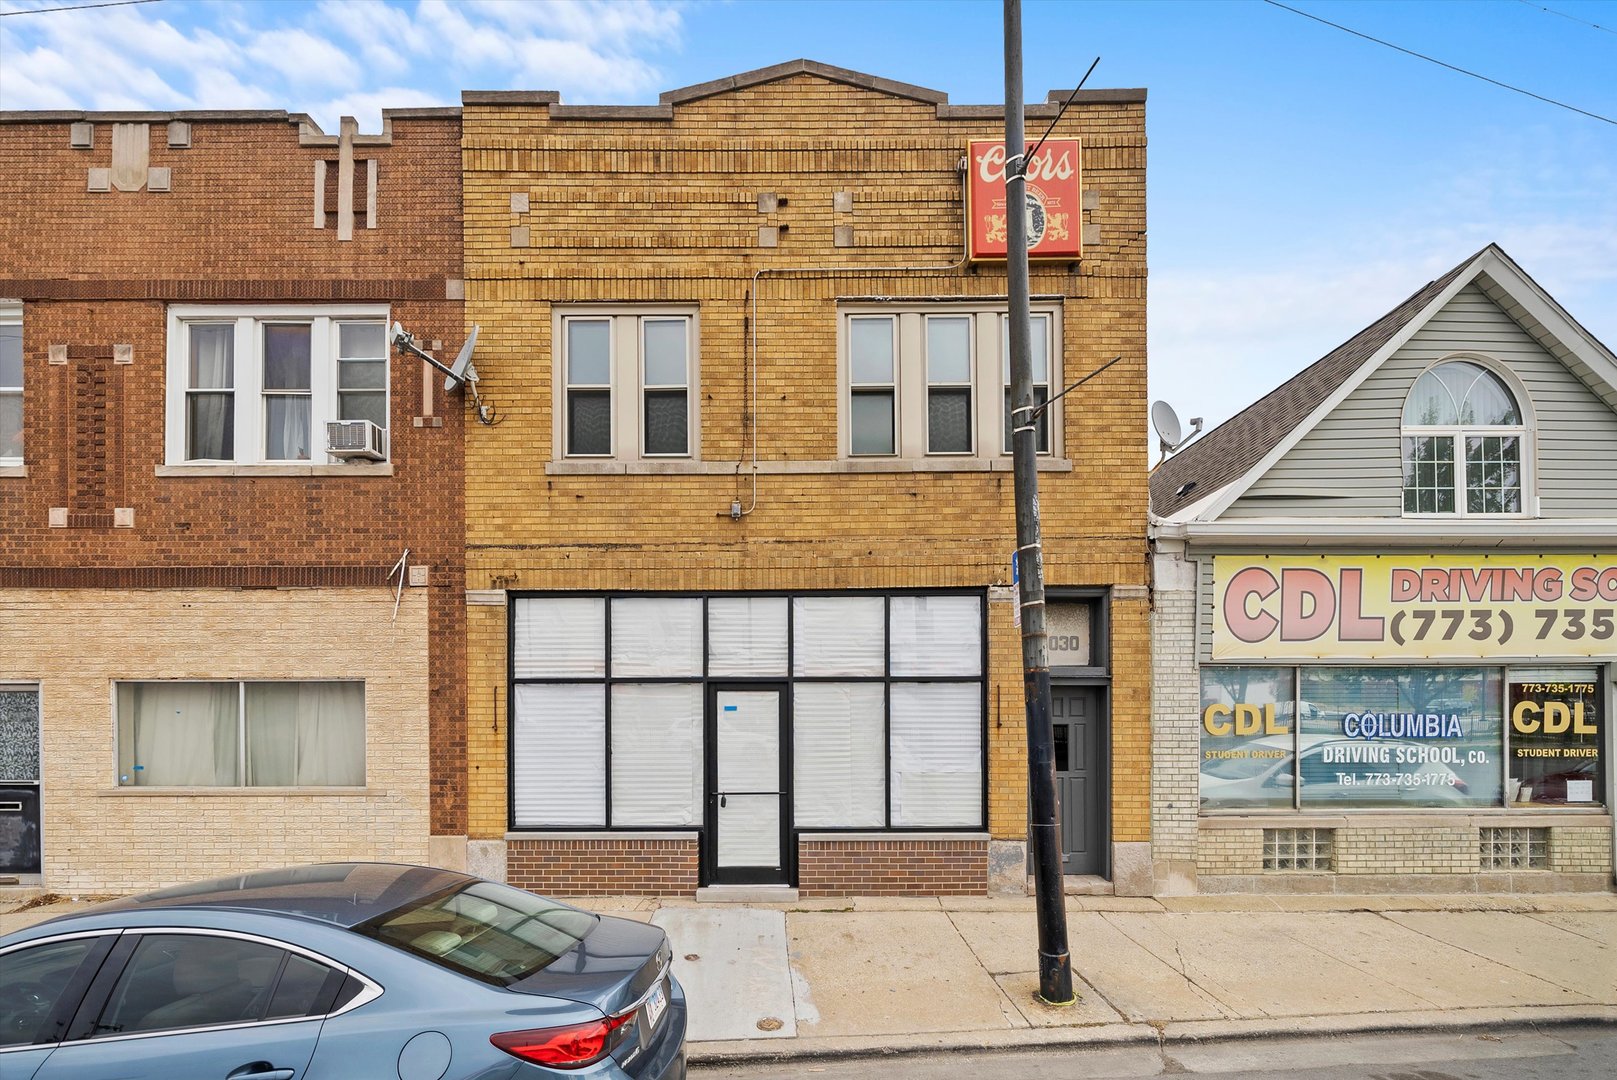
[243,28,361,91]
[1,0,686,129]
[313,86,447,132]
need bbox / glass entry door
[706,687,789,885]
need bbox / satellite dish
[445,324,479,392]
[1152,399,1204,460]
[1151,400,1182,451]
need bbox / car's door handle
[226,1065,295,1080]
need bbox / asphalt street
[693,1024,1617,1079]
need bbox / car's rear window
[352,881,598,985]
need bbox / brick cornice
[0,566,394,589]
[0,279,449,302]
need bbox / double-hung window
[849,316,897,456]
[0,303,21,465]
[842,304,1060,462]
[166,305,390,466]
[1003,312,1052,454]
[925,315,975,454]
[558,310,697,460]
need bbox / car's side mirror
[1267,771,1294,788]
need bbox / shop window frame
[506,589,989,836]
[1198,662,1608,815]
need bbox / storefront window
[511,593,985,831]
[1199,667,1297,810]
[1296,667,1502,808]
[1508,669,1603,806]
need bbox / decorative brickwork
[0,110,470,878]
[506,838,700,895]
[798,837,989,896]
[460,67,1151,894]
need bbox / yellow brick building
[453,61,1151,895]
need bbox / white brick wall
[0,587,431,893]
[1151,544,1200,891]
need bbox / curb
[687,1005,1617,1066]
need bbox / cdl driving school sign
[966,139,1082,261]
[1212,554,1617,660]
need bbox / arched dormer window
[1401,360,1525,514]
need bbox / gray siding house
[1150,245,1616,895]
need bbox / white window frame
[113,679,366,790]
[0,301,21,467]
[554,307,700,461]
[1400,356,1533,518]
[838,303,1062,462]
[164,304,390,467]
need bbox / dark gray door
[1052,688,1103,876]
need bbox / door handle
[227,1065,294,1080]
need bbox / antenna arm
[394,335,463,383]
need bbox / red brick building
[0,107,467,891]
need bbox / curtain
[187,324,234,460]
[245,682,365,786]
[118,683,239,786]
[512,683,605,827]
[264,396,311,461]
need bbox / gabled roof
[1150,244,1617,521]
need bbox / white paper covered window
[792,596,884,676]
[512,683,604,826]
[793,683,885,827]
[707,596,788,676]
[889,595,982,676]
[611,684,703,826]
[889,682,981,827]
[514,598,605,678]
[611,597,702,677]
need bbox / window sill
[155,464,394,477]
[545,458,1073,476]
[1199,810,1611,828]
[0,464,25,478]
[99,786,374,797]
[505,830,698,841]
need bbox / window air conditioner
[326,420,386,461]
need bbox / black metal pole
[1004,0,1074,1006]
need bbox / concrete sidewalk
[7,889,1615,1062]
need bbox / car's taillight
[491,1013,633,1069]
[1452,777,1469,793]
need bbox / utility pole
[1003,0,1074,1006]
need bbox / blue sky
[2,0,1613,434]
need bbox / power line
[1516,0,1617,38]
[0,0,162,16]
[1262,0,1616,126]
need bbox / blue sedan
[0,863,686,1080]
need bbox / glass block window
[1262,827,1334,871]
[1480,826,1548,870]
